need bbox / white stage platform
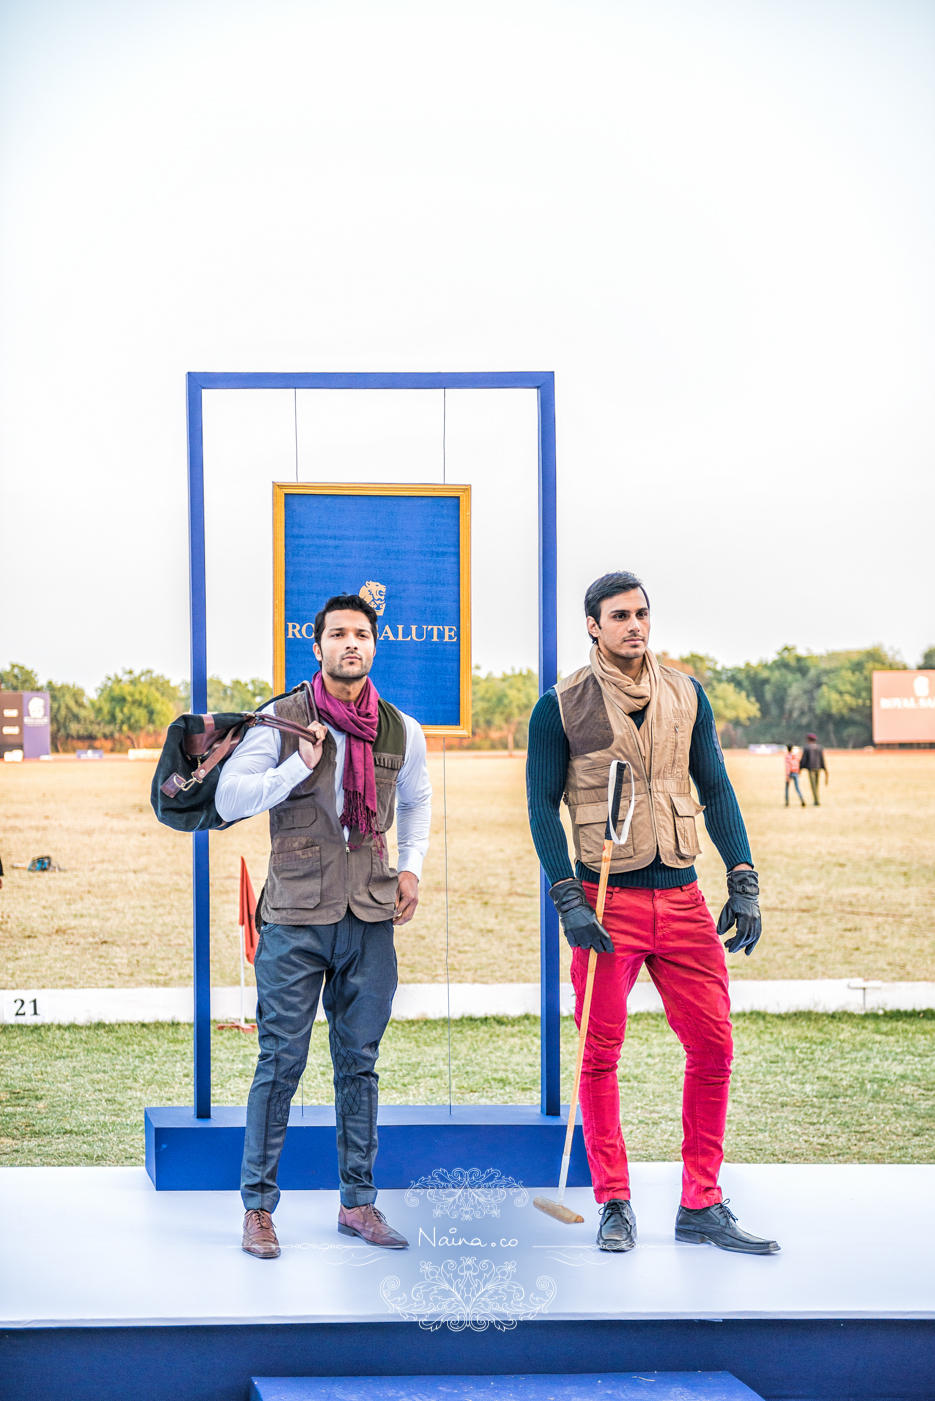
[3,1161,933,1330]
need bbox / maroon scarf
[311,671,381,850]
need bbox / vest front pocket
[272,805,318,831]
[374,750,403,832]
[374,775,397,832]
[569,799,635,869]
[268,842,322,913]
[670,793,704,859]
[368,846,398,906]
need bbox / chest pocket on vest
[268,836,322,912]
[374,753,403,831]
[671,793,704,859]
[273,806,317,830]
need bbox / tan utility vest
[257,685,407,926]
[554,651,704,873]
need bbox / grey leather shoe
[676,1199,779,1254]
[596,1198,637,1252]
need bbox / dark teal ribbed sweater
[526,679,752,889]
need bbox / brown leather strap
[183,709,319,758]
[302,679,320,724]
[189,726,245,782]
[191,716,319,780]
[256,714,321,742]
[178,703,322,787]
[182,716,218,757]
[256,683,320,740]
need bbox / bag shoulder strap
[162,697,321,799]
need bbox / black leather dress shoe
[675,1199,779,1254]
[596,1198,637,1252]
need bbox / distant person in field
[215,593,431,1260]
[784,744,806,807]
[526,570,778,1257]
[799,732,828,806]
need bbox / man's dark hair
[314,594,379,648]
[584,571,650,634]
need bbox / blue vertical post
[537,375,560,1116]
[186,374,212,1119]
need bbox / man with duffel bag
[215,593,431,1259]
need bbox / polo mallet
[534,758,636,1225]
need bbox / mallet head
[533,1195,585,1224]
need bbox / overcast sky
[1,0,933,693]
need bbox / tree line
[467,646,933,751]
[672,645,935,749]
[4,642,933,752]
[0,664,271,751]
[467,643,935,751]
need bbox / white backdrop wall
[0,0,933,690]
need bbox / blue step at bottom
[250,1374,763,1401]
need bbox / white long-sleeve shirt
[215,704,431,879]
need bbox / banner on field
[273,483,471,734]
[872,670,935,744]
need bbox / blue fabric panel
[144,1105,590,1191]
[251,1374,762,1401]
[3,1320,934,1401]
[284,493,462,726]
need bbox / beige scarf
[590,644,659,758]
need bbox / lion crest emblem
[359,581,387,616]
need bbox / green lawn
[2,1012,933,1170]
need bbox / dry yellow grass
[0,749,933,989]
[696,750,935,982]
[0,752,543,988]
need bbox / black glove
[549,879,614,954]
[716,867,761,956]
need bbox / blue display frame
[185,371,559,1119]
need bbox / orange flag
[239,857,259,966]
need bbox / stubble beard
[325,654,373,683]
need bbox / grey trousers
[240,909,397,1213]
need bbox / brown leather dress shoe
[338,1203,408,1248]
[242,1208,281,1259]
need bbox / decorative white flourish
[542,1250,597,1267]
[381,1256,555,1331]
[405,1167,528,1219]
[281,1244,385,1266]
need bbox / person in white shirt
[220,594,431,1259]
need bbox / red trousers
[571,881,732,1209]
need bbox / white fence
[3,980,934,1025]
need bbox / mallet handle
[556,836,613,1202]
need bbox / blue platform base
[3,1320,934,1401]
[249,1373,763,1401]
[144,1104,590,1191]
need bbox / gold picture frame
[273,482,472,736]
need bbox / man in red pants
[527,571,779,1255]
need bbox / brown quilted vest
[257,685,408,926]
[554,651,703,873]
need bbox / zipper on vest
[627,713,659,855]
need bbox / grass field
[1,749,933,988]
[2,1011,932,1169]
